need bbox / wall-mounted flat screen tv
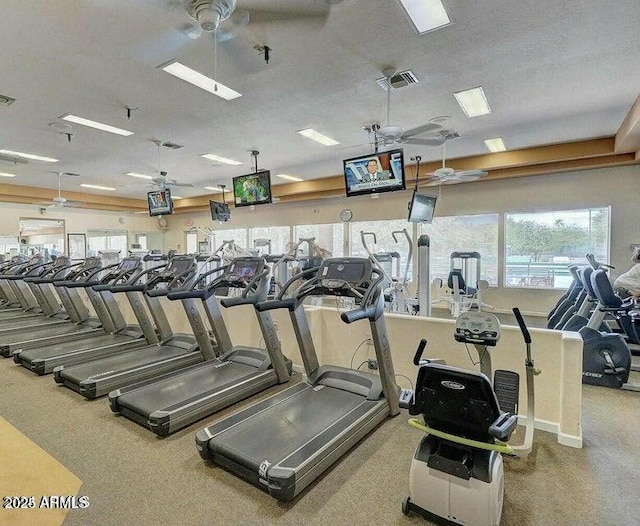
[232,170,272,207]
[407,191,437,223]
[147,188,173,216]
[210,200,231,222]
[343,148,406,197]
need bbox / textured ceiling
[0,0,639,201]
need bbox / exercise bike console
[454,310,501,346]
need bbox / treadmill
[14,256,156,375]
[108,257,292,436]
[195,257,400,501]
[0,257,78,335]
[0,256,49,321]
[0,255,29,308]
[0,258,104,357]
[53,255,219,399]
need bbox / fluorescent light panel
[160,61,242,101]
[80,183,116,191]
[61,114,134,136]
[454,86,492,118]
[398,0,451,34]
[126,172,154,180]
[0,172,16,177]
[275,173,304,182]
[201,153,242,165]
[484,137,506,153]
[203,186,224,193]
[297,128,339,146]
[0,149,58,163]
[171,195,184,200]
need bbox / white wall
[163,165,639,315]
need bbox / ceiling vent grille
[441,131,460,141]
[0,94,16,107]
[376,70,419,90]
[161,142,183,150]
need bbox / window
[87,230,128,256]
[249,226,291,255]
[420,214,499,285]
[505,207,609,288]
[294,224,343,257]
[0,236,19,259]
[213,228,248,251]
[134,233,147,250]
[350,220,413,280]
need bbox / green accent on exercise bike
[408,418,514,455]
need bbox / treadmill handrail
[341,270,385,324]
[56,261,121,288]
[218,268,271,307]
[24,260,82,283]
[106,263,169,293]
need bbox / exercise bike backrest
[409,363,515,443]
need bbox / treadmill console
[317,258,373,296]
[225,258,263,286]
[454,311,501,346]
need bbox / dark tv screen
[147,188,173,217]
[408,191,437,223]
[232,170,272,207]
[209,200,231,222]
[343,148,406,197]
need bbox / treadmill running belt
[116,361,260,415]
[210,385,367,469]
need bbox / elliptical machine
[402,308,537,525]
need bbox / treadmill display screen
[228,260,260,282]
[120,259,139,270]
[323,262,366,284]
[168,259,193,276]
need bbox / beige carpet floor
[1,356,639,526]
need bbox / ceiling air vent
[376,70,419,90]
[441,131,460,141]
[161,142,183,150]
[0,94,16,107]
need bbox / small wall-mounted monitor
[408,191,437,223]
[232,170,272,207]
[147,188,173,216]
[343,148,406,198]
[210,200,231,222]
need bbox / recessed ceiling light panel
[0,149,58,163]
[454,86,492,118]
[484,137,506,152]
[398,0,451,34]
[61,114,134,136]
[80,183,116,191]
[201,153,243,165]
[126,172,154,180]
[275,174,304,182]
[0,172,16,177]
[160,61,242,101]
[296,128,339,146]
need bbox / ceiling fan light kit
[185,0,237,32]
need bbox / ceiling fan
[39,172,84,209]
[422,140,488,186]
[375,67,446,148]
[149,140,194,190]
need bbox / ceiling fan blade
[170,182,194,188]
[402,137,446,146]
[454,169,489,178]
[243,4,331,26]
[403,122,443,138]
